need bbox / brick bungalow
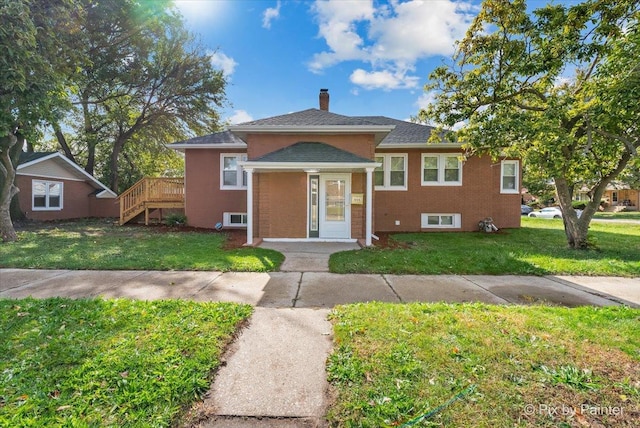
[170,89,521,246]
[17,152,119,221]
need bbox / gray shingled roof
[253,142,373,163]
[169,130,245,146]
[168,109,446,147]
[237,108,382,127]
[19,152,57,165]
[355,116,436,145]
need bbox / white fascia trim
[17,153,59,169]
[231,125,395,134]
[17,172,84,182]
[169,143,247,152]
[18,153,117,198]
[240,161,381,170]
[377,143,463,149]
[262,238,358,243]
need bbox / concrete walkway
[1,267,638,427]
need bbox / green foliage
[420,0,640,249]
[572,201,587,210]
[0,298,252,426]
[165,212,187,227]
[0,220,283,271]
[48,0,227,191]
[536,365,601,391]
[330,218,640,276]
[327,303,640,427]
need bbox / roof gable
[17,152,117,198]
[253,142,373,163]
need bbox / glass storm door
[319,174,351,238]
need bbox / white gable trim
[18,153,117,198]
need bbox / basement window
[421,213,461,229]
[223,212,247,227]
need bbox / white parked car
[528,207,563,219]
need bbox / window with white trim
[220,154,247,189]
[421,154,462,186]
[32,180,63,210]
[500,160,519,194]
[223,212,247,227]
[374,153,407,190]
[421,213,461,229]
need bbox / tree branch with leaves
[420,0,639,249]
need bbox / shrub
[572,201,587,210]
[165,213,187,226]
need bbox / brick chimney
[319,88,329,111]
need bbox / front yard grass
[593,211,640,221]
[0,297,252,427]
[327,303,640,427]
[330,218,640,276]
[0,219,283,271]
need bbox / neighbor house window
[500,160,519,194]
[223,212,247,227]
[374,153,407,190]
[32,180,63,210]
[420,213,461,229]
[421,154,462,186]
[220,154,247,190]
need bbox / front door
[318,174,351,238]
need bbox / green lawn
[330,218,640,276]
[0,220,283,271]
[593,211,640,220]
[0,298,252,427]
[327,303,640,427]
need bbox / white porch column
[365,167,374,246]
[245,168,254,246]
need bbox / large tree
[53,0,226,192]
[420,0,639,249]
[0,0,79,242]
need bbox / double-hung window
[500,160,519,194]
[421,154,462,186]
[220,154,247,190]
[32,180,63,210]
[374,153,407,190]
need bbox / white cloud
[228,110,253,124]
[209,50,237,77]
[262,1,281,29]
[309,0,475,90]
[415,91,438,110]
[350,68,420,90]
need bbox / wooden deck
[119,177,184,225]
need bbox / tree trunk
[0,134,19,242]
[554,177,590,249]
[9,136,25,222]
[52,121,77,162]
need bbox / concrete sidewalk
[1,268,638,427]
[1,269,638,307]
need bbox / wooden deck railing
[119,177,184,225]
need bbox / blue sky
[173,0,481,125]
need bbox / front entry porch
[239,142,379,247]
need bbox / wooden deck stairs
[119,177,185,225]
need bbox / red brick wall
[374,150,521,232]
[256,172,307,238]
[183,149,247,228]
[17,175,118,220]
